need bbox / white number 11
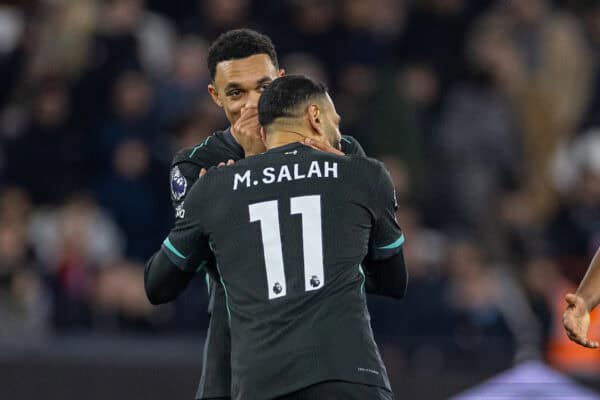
[249,195,324,300]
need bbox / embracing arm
[145,175,213,305]
[144,153,205,305]
[363,162,408,299]
[145,249,195,305]
[363,249,407,299]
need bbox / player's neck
[265,129,318,150]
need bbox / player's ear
[307,104,323,135]
[277,69,285,77]
[208,84,223,108]
[260,126,266,144]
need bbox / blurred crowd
[0,0,599,375]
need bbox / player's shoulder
[340,135,366,156]
[171,130,234,168]
[346,152,385,172]
[340,135,359,147]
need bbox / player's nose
[245,91,261,108]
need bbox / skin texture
[208,54,284,156]
[563,248,600,349]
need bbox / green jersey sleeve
[368,162,404,261]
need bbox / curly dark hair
[207,29,279,80]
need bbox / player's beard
[332,137,341,150]
[329,131,341,150]
[323,126,341,150]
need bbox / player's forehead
[214,54,278,89]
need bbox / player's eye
[258,83,271,92]
[227,89,242,98]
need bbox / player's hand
[563,293,599,349]
[303,138,345,156]
[232,106,266,157]
[199,160,234,178]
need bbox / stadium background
[0,0,600,398]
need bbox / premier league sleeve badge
[170,166,188,201]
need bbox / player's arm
[144,251,195,305]
[363,162,408,299]
[145,177,213,305]
[563,248,600,348]
[144,154,204,305]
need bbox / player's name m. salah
[233,161,339,190]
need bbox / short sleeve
[163,180,212,272]
[368,163,404,261]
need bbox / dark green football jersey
[163,142,403,400]
[169,129,366,399]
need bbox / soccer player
[147,74,407,399]
[563,247,600,349]
[145,29,368,399]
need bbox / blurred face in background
[505,0,547,24]
[173,38,209,85]
[0,223,27,269]
[113,139,150,179]
[114,71,153,120]
[36,83,70,127]
[204,0,250,28]
[294,0,337,34]
[105,0,143,32]
[208,54,283,126]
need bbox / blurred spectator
[548,130,600,281]
[577,1,600,131]
[27,194,124,331]
[0,186,31,223]
[26,0,97,82]
[434,20,522,243]
[95,138,169,260]
[97,70,159,168]
[5,78,91,204]
[442,239,515,368]
[72,0,146,127]
[337,0,390,66]
[154,36,209,125]
[478,0,593,220]
[282,52,329,87]
[182,0,253,40]
[92,260,155,332]
[367,69,431,203]
[0,5,24,108]
[274,0,340,78]
[0,218,46,338]
[398,0,485,95]
[369,0,407,41]
[335,63,379,146]
[29,194,124,279]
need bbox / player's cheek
[226,101,244,124]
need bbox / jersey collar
[265,142,307,154]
